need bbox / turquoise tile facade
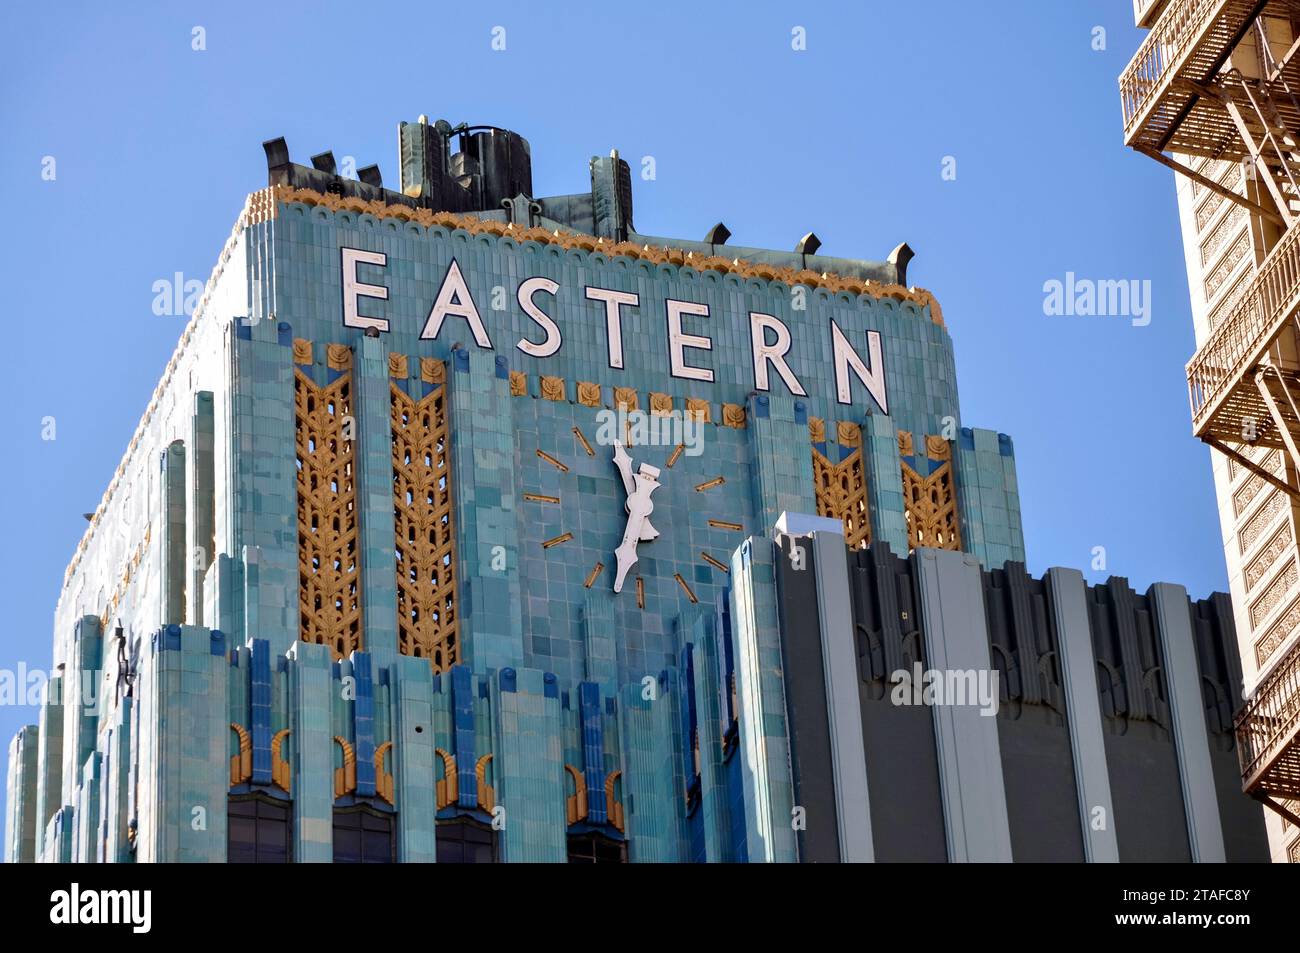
[728,539,798,863]
[957,428,1025,569]
[4,726,38,863]
[5,119,1032,863]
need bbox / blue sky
[0,2,1207,782]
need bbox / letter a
[421,259,493,347]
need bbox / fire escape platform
[1193,374,1294,447]
[1121,0,1272,157]
[1238,640,1300,800]
[1188,223,1300,445]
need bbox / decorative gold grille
[294,360,363,659]
[391,367,459,670]
[900,433,961,552]
[810,418,870,549]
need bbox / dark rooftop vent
[262,137,289,170]
[310,151,337,174]
[705,223,731,245]
[795,232,821,256]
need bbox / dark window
[228,795,291,863]
[436,816,498,863]
[567,831,627,864]
[333,807,395,863]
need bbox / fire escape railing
[1188,220,1300,428]
[1121,0,1230,138]
[1236,639,1300,797]
[1124,0,1300,827]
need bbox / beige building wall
[1173,154,1300,862]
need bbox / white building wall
[1172,155,1299,862]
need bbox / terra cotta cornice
[253,185,944,326]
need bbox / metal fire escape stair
[1238,639,1300,821]
[1122,0,1300,829]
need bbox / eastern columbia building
[2,113,1272,863]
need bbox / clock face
[522,402,752,612]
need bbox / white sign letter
[666,299,714,382]
[750,312,807,396]
[421,259,493,347]
[831,321,888,413]
[341,247,389,332]
[585,287,639,369]
[516,276,562,358]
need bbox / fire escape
[1121,0,1300,827]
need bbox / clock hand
[614,503,647,592]
[613,536,639,593]
[611,440,635,500]
[613,468,660,593]
[635,462,660,541]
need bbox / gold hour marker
[635,576,645,609]
[572,427,594,456]
[708,519,743,531]
[536,449,568,472]
[673,573,699,604]
[542,532,573,549]
[666,444,685,468]
[584,562,604,588]
[524,493,560,504]
[701,552,729,574]
[694,476,725,492]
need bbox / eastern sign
[339,248,890,413]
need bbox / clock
[524,404,749,610]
